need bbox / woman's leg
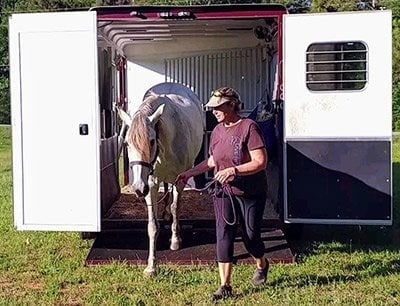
[218,262,233,286]
[236,194,269,285]
[213,195,236,291]
[236,194,266,259]
[213,263,233,301]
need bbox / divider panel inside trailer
[283,11,392,225]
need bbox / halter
[129,128,159,176]
[129,160,155,175]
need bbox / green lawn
[1,125,399,305]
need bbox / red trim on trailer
[97,11,286,21]
[277,14,284,103]
[116,57,130,186]
[93,4,287,21]
[118,57,127,110]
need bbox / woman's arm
[214,148,267,184]
[235,147,268,176]
[176,155,215,183]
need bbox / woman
[176,87,269,300]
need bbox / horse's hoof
[170,239,181,251]
[143,267,157,277]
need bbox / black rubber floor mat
[85,228,295,266]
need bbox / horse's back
[144,82,201,108]
[144,82,204,135]
[144,83,204,176]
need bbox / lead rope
[187,179,237,226]
[155,179,237,226]
[154,179,217,205]
[219,184,237,226]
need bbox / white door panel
[9,12,100,231]
[283,11,392,138]
[283,11,392,225]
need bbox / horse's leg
[144,180,159,277]
[161,182,172,221]
[170,184,182,251]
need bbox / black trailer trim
[285,140,391,222]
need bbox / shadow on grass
[263,258,400,289]
[285,223,400,269]
[288,223,399,255]
[238,259,400,296]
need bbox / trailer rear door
[9,12,101,231]
[283,11,392,225]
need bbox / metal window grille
[306,41,367,91]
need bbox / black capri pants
[213,191,267,263]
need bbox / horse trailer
[9,4,392,234]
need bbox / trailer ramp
[85,222,294,266]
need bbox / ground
[105,186,215,220]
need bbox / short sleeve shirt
[209,118,267,196]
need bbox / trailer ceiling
[93,4,286,58]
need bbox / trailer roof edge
[90,4,287,17]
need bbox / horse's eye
[150,139,155,147]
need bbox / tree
[311,0,359,12]
[0,1,13,124]
[0,0,400,128]
[0,0,97,123]
[380,1,400,129]
[0,77,9,124]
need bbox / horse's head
[118,104,165,197]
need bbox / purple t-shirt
[209,118,267,196]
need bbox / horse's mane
[127,95,162,162]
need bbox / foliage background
[0,0,399,128]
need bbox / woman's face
[212,102,235,123]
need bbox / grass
[1,125,400,305]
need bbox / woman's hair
[214,87,242,111]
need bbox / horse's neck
[157,102,186,162]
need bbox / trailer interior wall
[99,18,279,113]
[98,47,120,215]
[97,14,281,220]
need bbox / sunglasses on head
[211,90,236,98]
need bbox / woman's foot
[212,284,233,301]
[252,258,269,286]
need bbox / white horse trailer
[9,4,392,234]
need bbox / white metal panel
[9,12,101,231]
[127,46,272,115]
[127,60,165,114]
[283,11,392,138]
[165,46,269,111]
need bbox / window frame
[305,41,368,92]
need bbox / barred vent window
[306,41,367,91]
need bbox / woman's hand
[175,171,191,189]
[175,157,215,189]
[214,167,236,184]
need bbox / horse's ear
[117,107,132,126]
[148,104,165,124]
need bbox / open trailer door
[283,11,392,225]
[9,11,101,231]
